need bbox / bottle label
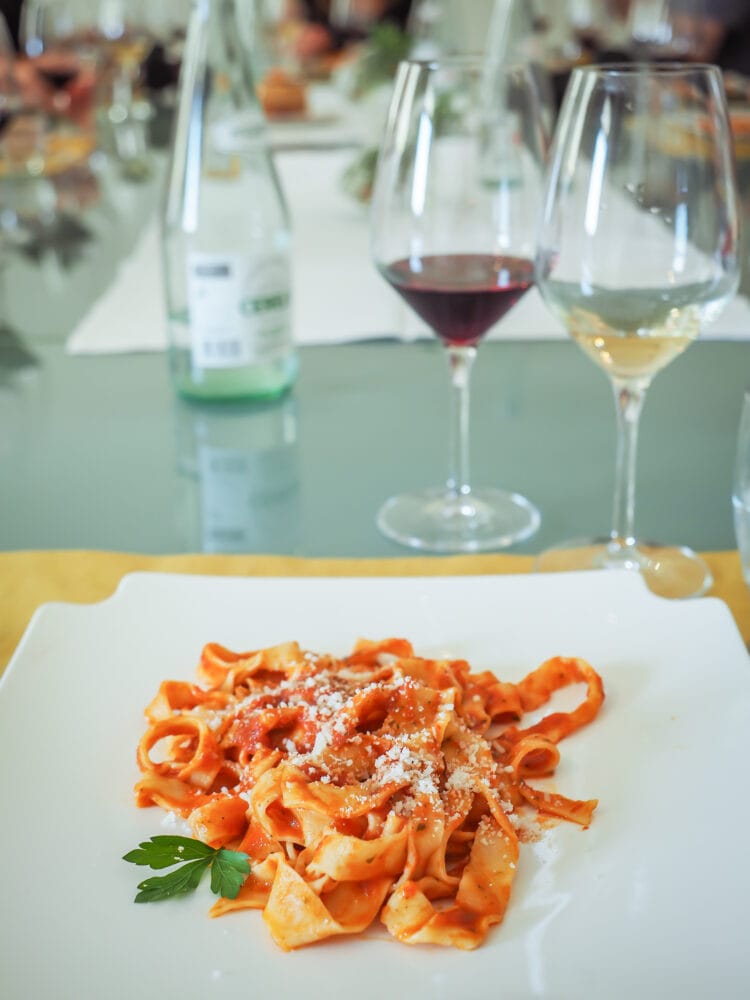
[187,252,291,370]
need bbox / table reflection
[174,395,300,554]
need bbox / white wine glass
[535,62,740,598]
[371,55,548,552]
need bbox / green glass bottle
[162,0,297,401]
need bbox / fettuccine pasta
[134,638,604,950]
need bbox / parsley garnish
[123,835,251,904]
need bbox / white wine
[543,281,731,381]
[571,329,693,381]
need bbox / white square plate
[1,571,749,1000]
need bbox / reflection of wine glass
[535,63,740,598]
[371,55,547,552]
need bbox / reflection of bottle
[162,0,296,401]
[175,394,300,553]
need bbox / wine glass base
[535,536,713,600]
[376,487,540,553]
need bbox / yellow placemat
[2,549,748,675]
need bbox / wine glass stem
[610,377,647,547]
[446,344,476,498]
[113,70,135,116]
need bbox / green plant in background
[336,24,412,204]
[339,74,467,205]
[340,145,380,203]
[343,23,412,100]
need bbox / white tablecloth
[66,147,750,355]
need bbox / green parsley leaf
[124,835,251,904]
[210,848,252,900]
[134,857,212,903]
[123,835,215,869]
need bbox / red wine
[381,254,534,346]
[37,66,78,91]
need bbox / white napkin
[66,148,750,355]
[65,219,165,354]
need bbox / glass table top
[0,334,745,558]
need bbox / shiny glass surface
[0,333,744,558]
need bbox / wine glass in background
[0,10,20,136]
[535,63,740,598]
[626,0,704,61]
[138,0,191,99]
[370,55,548,552]
[22,0,77,97]
[485,0,556,135]
[20,0,96,120]
[329,0,381,34]
[1,8,55,241]
[0,11,24,243]
[625,0,671,51]
[406,0,444,59]
[94,0,154,121]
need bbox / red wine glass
[21,0,84,116]
[370,55,548,551]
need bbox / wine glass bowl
[535,62,740,597]
[370,55,548,552]
[20,0,101,127]
[21,0,83,114]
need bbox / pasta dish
[133,637,604,950]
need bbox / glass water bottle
[162,0,297,401]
